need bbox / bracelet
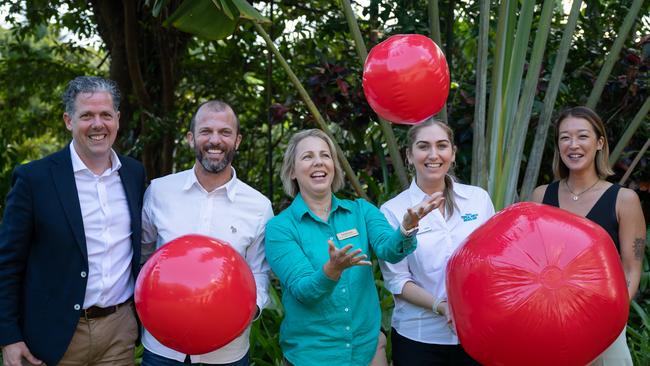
[433,297,447,316]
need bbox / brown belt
[81,300,130,319]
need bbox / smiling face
[557,116,604,175]
[291,136,335,199]
[408,123,455,191]
[187,106,241,175]
[64,91,119,168]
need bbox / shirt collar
[69,142,121,175]
[407,177,472,203]
[182,165,239,202]
[290,192,352,221]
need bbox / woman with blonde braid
[379,119,495,365]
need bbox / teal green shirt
[265,193,416,366]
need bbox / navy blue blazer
[0,147,145,365]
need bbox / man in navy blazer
[0,76,145,365]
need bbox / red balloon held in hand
[362,34,450,124]
[135,234,256,355]
[446,202,628,366]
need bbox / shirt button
[345,326,350,331]
[80,271,87,278]
[342,288,346,293]
[346,343,350,348]
[74,304,81,310]
[344,307,349,312]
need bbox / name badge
[336,229,359,240]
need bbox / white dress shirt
[69,143,134,309]
[141,167,273,363]
[379,180,495,345]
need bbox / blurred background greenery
[0,0,648,364]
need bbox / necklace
[565,179,600,201]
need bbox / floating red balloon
[362,34,450,124]
[135,234,256,355]
[446,202,628,366]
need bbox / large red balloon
[135,234,256,355]
[446,202,628,366]
[362,34,450,124]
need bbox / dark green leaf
[165,0,237,41]
[228,0,269,22]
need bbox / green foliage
[0,0,648,364]
[628,229,650,365]
[0,26,99,217]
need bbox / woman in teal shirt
[265,129,443,366]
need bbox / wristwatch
[401,224,419,237]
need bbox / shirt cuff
[314,266,339,291]
[399,233,417,255]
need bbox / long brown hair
[406,119,457,219]
[552,106,614,180]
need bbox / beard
[194,142,236,174]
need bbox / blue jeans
[142,348,249,366]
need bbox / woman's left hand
[437,301,456,334]
[401,192,444,231]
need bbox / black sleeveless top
[542,181,621,252]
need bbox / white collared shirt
[379,180,495,345]
[141,167,273,363]
[69,143,134,309]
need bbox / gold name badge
[336,228,359,241]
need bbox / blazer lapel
[50,148,88,258]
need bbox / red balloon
[362,34,450,124]
[135,234,256,355]
[446,202,628,366]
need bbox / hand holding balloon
[135,234,257,355]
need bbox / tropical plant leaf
[519,0,583,201]
[229,0,270,22]
[219,0,236,20]
[165,0,237,41]
[631,300,650,330]
[587,0,645,108]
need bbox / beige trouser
[589,328,633,366]
[54,302,137,366]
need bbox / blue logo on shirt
[461,213,478,222]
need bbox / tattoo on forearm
[627,279,631,289]
[633,237,646,260]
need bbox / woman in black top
[531,106,646,365]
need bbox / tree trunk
[88,0,188,180]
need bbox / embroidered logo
[461,213,478,222]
